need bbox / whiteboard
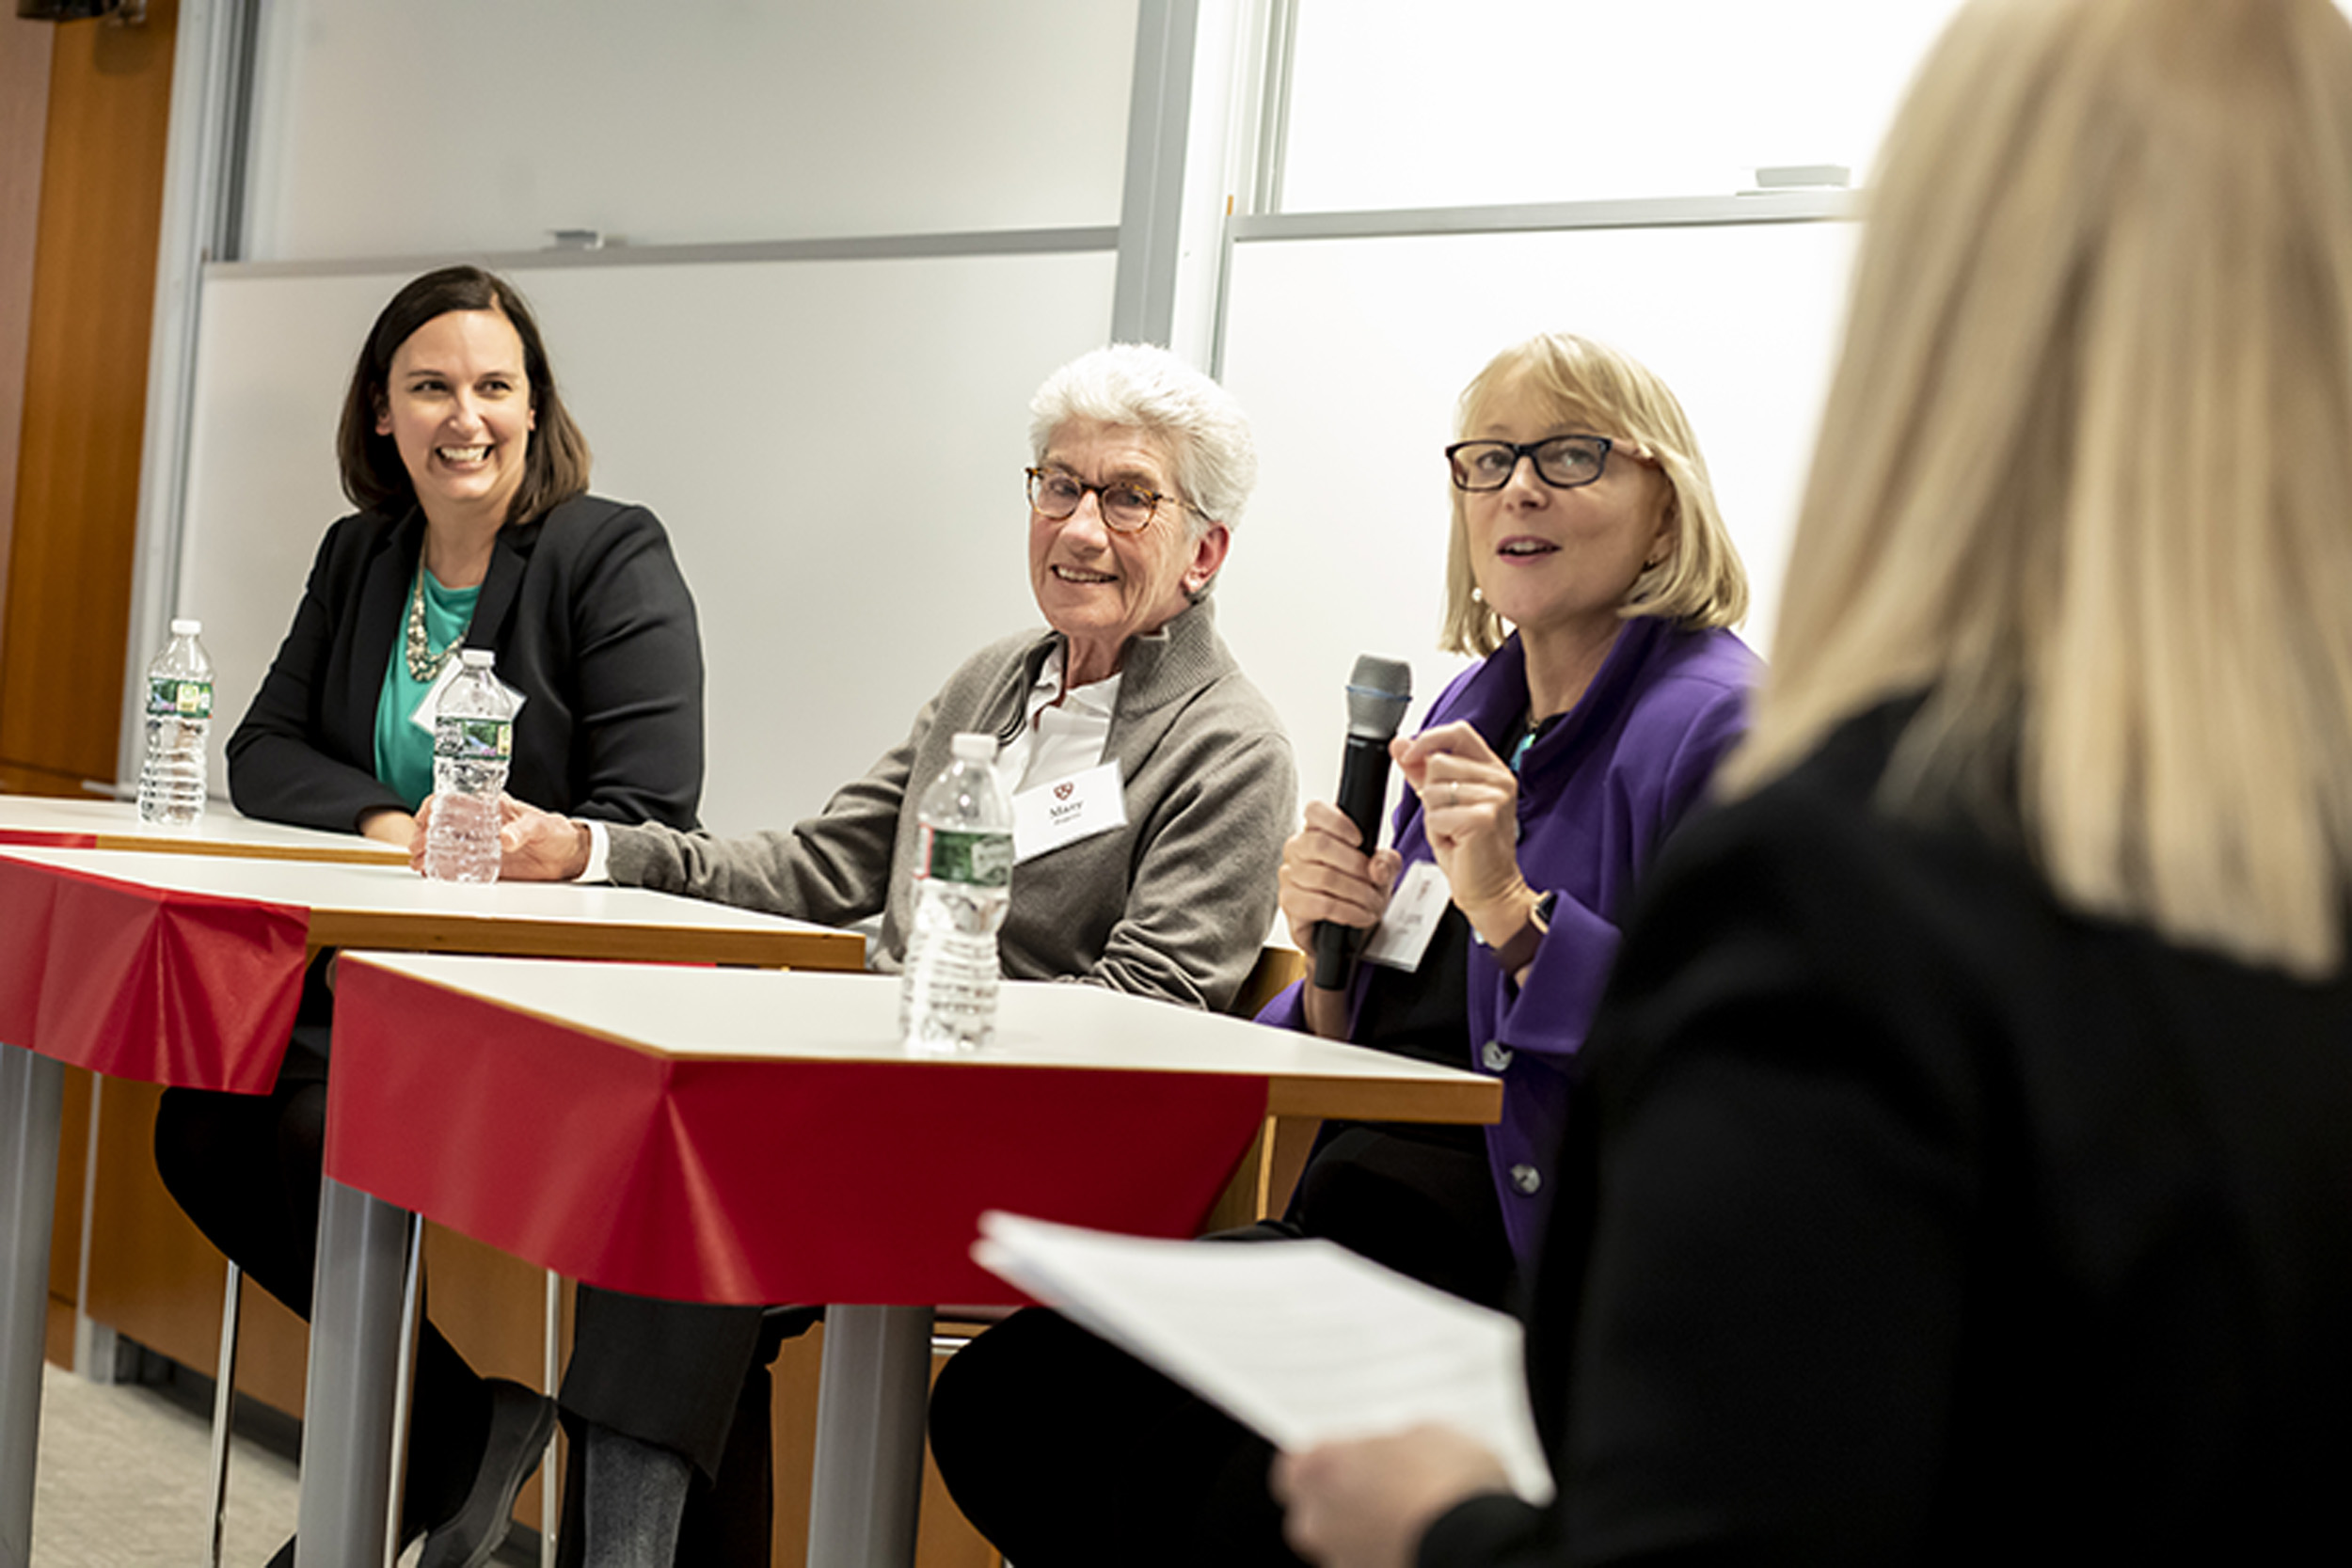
[1214,218,1860,800]
[180,249,1118,835]
[245,0,1137,261]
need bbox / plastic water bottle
[422,649,520,883]
[135,619,213,828]
[900,732,1014,1053]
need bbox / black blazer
[228,494,705,833]
[1422,700,2352,1566]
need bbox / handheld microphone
[1313,655,1413,990]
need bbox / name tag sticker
[408,659,526,735]
[407,659,468,735]
[1360,860,1448,972]
[1012,760,1127,863]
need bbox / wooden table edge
[307,912,865,971]
[1263,1073,1501,1125]
[88,832,406,866]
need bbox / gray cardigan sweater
[606,600,1295,1012]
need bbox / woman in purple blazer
[930,334,1759,1568]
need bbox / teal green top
[373,569,481,808]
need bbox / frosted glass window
[246,0,1137,261]
[1281,0,1963,212]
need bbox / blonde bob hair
[1728,0,2352,975]
[1440,334,1748,657]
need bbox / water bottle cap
[459,647,496,668]
[949,733,995,762]
[170,618,201,636]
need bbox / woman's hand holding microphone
[1279,721,1542,1037]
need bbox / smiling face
[1028,418,1231,686]
[1458,374,1673,656]
[374,308,536,530]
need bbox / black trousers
[554,1291,818,1568]
[927,1122,1518,1568]
[150,963,492,1538]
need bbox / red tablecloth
[0,854,308,1092]
[0,830,94,849]
[326,960,1272,1306]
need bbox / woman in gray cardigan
[456,342,1295,1567]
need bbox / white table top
[0,792,408,863]
[295,949,1500,1567]
[0,846,863,971]
[349,952,1501,1123]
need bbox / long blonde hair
[1731,0,2352,975]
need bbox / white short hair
[1029,343,1259,531]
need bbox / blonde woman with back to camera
[1276,0,2352,1563]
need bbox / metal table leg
[383,1216,424,1568]
[208,1262,244,1568]
[542,1270,560,1568]
[805,1304,933,1568]
[0,1043,64,1568]
[294,1177,412,1568]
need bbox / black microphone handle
[1312,733,1392,990]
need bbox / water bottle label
[434,715,514,762]
[147,677,212,720]
[921,826,1012,887]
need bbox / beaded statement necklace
[403,562,466,683]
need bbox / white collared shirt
[997,642,1120,793]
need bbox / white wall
[1282,0,1962,211]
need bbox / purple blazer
[1263,617,1760,1262]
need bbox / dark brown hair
[334,265,591,525]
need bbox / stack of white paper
[973,1210,1554,1504]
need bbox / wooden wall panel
[763,1325,1003,1568]
[0,761,75,796]
[44,1297,73,1368]
[771,1328,820,1560]
[0,16,55,646]
[0,0,177,794]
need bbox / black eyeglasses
[1445,435,1622,492]
[1025,467,1189,533]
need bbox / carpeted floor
[24,1360,524,1568]
[31,1361,304,1567]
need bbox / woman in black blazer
[1274,0,2352,1562]
[155,265,704,1568]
